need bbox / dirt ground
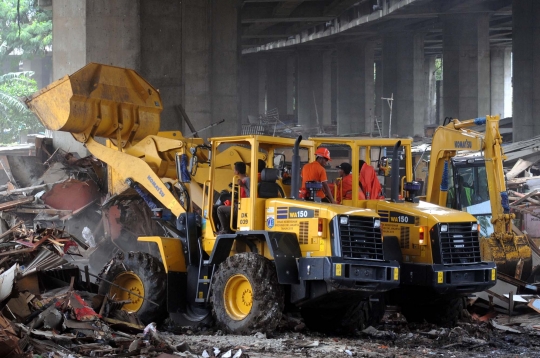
[154,316,540,358]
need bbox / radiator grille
[339,216,383,260]
[400,226,410,249]
[440,222,481,264]
[299,221,309,245]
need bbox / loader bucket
[26,63,162,147]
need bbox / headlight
[472,223,478,231]
[374,219,381,228]
[340,216,349,225]
[440,224,448,232]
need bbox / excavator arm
[426,115,531,278]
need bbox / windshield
[448,162,493,236]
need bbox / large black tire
[211,252,284,334]
[302,300,374,333]
[424,295,466,327]
[98,251,166,325]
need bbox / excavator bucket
[26,63,162,147]
[481,234,532,280]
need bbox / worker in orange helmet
[359,160,385,200]
[301,147,336,203]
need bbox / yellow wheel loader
[425,115,532,281]
[310,137,497,326]
[26,63,400,334]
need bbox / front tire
[211,252,284,334]
[97,251,166,325]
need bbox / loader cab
[203,135,313,240]
[309,137,414,207]
[449,156,493,236]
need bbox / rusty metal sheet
[42,179,100,211]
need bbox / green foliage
[0,71,44,144]
[0,0,52,67]
[435,58,443,81]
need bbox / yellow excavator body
[425,115,532,279]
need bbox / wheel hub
[110,271,144,312]
[223,274,253,320]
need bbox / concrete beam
[242,16,333,23]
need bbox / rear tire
[302,300,374,333]
[211,252,284,335]
[425,295,465,327]
[98,251,166,325]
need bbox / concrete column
[297,50,323,128]
[258,58,267,114]
[490,47,513,118]
[513,0,540,141]
[183,0,240,137]
[336,42,375,135]
[53,0,140,156]
[240,57,260,121]
[424,56,437,125]
[442,13,490,120]
[322,51,333,126]
[286,56,295,116]
[382,33,425,138]
[374,60,383,131]
[140,1,182,131]
[266,54,288,119]
[210,0,240,136]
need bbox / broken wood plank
[0,221,24,242]
[7,207,73,216]
[0,180,65,196]
[507,155,540,179]
[509,189,540,206]
[0,197,34,211]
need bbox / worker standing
[301,147,336,203]
[335,162,366,203]
[359,160,384,200]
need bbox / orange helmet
[315,147,331,161]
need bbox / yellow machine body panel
[137,236,187,273]
[310,136,481,265]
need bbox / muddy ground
[155,316,540,358]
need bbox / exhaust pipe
[291,136,302,199]
[391,140,401,202]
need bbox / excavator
[310,137,497,326]
[425,115,532,280]
[26,63,400,334]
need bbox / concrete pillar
[210,0,240,136]
[240,57,261,122]
[442,13,490,120]
[513,0,540,141]
[336,42,375,135]
[374,60,383,131]
[382,33,425,138]
[52,0,140,156]
[490,47,513,118]
[258,58,267,114]
[424,56,437,125]
[286,56,295,116]
[322,51,333,126]
[140,1,182,131]
[182,0,240,137]
[297,50,323,128]
[266,54,288,119]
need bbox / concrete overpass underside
[50,0,539,154]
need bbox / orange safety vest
[360,164,384,200]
